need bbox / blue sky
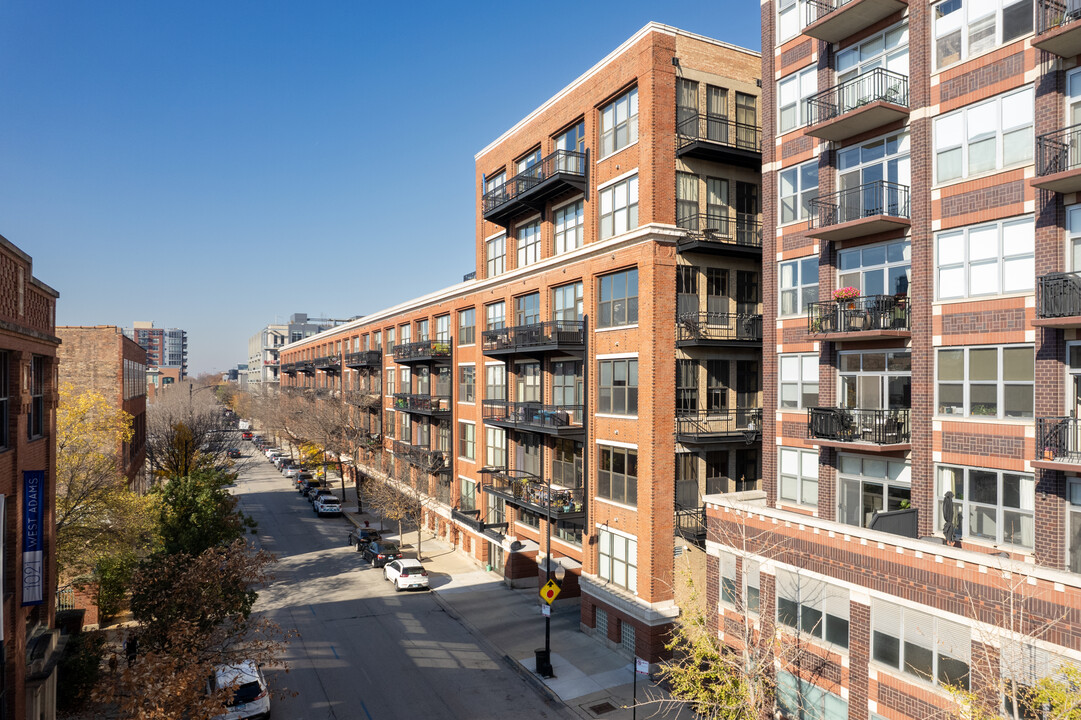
[0,2,761,374]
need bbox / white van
[209,661,270,720]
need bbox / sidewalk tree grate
[586,701,618,716]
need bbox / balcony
[481,320,585,357]
[1035,417,1081,473]
[392,393,452,416]
[392,339,453,364]
[296,361,315,375]
[807,407,911,451]
[1035,272,1081,327]
[346,390,382,409]
[480,469,586,520]
[805,68,909,142]
[808,180,910,241]
[675,212,763,256]
[344,350,382,369]
[391,440,451,475]
[676,312,763,346]
[804,0,908,44]
[675,409,762,445]
[314,355,340,373]
[806,295,910,339]
[675,112,761,168]
[482,400,585,437]
[281,363,297,376]
[675,503,706,548]
[1034,0,1081,57]
[482,149,588,228]
[452,508,483,532]
[1034,125,1081,194]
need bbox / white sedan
[383,559,429,591]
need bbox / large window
[599,358,638,415]
[936,217,1034,299]
[598,528,637,592]
[458,308,475,346]
[778,66,816,134]
[486,301,505,331]
[938,465,1033,548]
[460,477,476,511]
[600,88,638,157]
[486,234,506,277]
[597,268,639,328]
[399,324,411,346]
[515,362,541,403]
[838,239,911,297]
[779,256,818,316]
[485,427,506,468]
[779,354,818,409]
[552,361,581,407]
[552,439,583,489]
[435,315,450,342]
[776,671,849,720]
[458,366,475,403]
[776,569,850,648]
[553,282,583,322]
[936,345,1034,418]
[515,293,540,326]
[777,0,812,41]
[485,364,506,401]
[779,447,818,507]
[779,160,819,225]
[416,319,429,342]
[934,0,1033,70]
[935,86,1033,183]
[598,445,637,506]
[837,132,910,223]
[459,422,475,461]
[839,350,911,410]
[517,220,541,268]
[600,175,639,240]
[838,456,911,529]
[873,599,971,689]
[555,120,585,155]
[554,201,584,254]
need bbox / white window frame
[838,238,911,298]
[486,301,505,331]
[934,85,1033,184]
[458,421,475,461]
[933,0,1035,72]
[598,527,637,593]
[935,216,1034,300]
[486,234,506,277]
[935,344,1034,419]
[554,200,584,254]
[600,88,638,158]
[517,219,541,267]
[871,598,971,689]
[599,175,639,240]
[775,569,850,649]
[779,159,819,226]
[779,255,818,317]
[779,447,818,507]
[777,0,811,43]
[837,455,912,529]
[485,426,506,468]
[778,66,816,135]
[936,464,1034,549]
[779,353,819,410]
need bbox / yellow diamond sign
[540,579,561,605]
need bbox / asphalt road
[233,448,564,720]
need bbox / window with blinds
[872,599,970,689]
[776,569,849,648]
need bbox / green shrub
[95,552,136,623]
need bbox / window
[599,175,639,240]
[935,86,1033,183]
[386,367,395,396]
[552,439,583,488]
[938,465,1033,548]
[459,422,475,461]
[839,350,911,410]
[555,120,586,154]
[776,671,849,720]
[600,88,638,157]
[435,315,450,343]
[515,362,541,403]
[552,361,581,409]
[399,411,411,443]
[719,551,739,606]
[598,528,637,592]
[707,359,730,411]
[839,239,911,297]
[676,172,699,229]
[460,477,476,511]
[516,434,541,477]
[557,520,583,546]
[936,217,1034,299]
[776,569,850,647]
[0,352,9,449]
[779,354,818,409]
[936,345,1034,418]
[400,366,412,394]
[598,445,637,505]
[459,366,475,403]
[486,302,505,331]
[458,308,475,346]
[838,456,912,529]
[779,256,818,316]
[518,508,541,529]
[416,319,429,342]
[486,427,506,468]
[517,220,541,267]
[385,327,394,351]
[553,282,583,322]
[373,331,382,352]
[934,0,1034,70]
[554,201,584,254]
[385,409,395,439]
[779,160,819,225]
[517,148,541,175]
[399,324,411,346]
[597,268,639,328]
[779,447,818,506]
[777,0,811,41]
[676,360,698,413]
[486,234,506,277]
[415,417,430,447]
[515,293,540,326]
[778,66,816,134]
[485,170,506,195]
[838,24,909,87]
[485,364,506,401]
[837,132,910,223]
[599,359,638,415]
[743,560,760,615]
[873,599,971,689]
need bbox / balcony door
[839,350,911,411]
[677,79,698,136]
[838,133,910,222]
[516,361,541,403]
[836,24,909,111]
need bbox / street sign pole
[632,660,637,720]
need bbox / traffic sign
[540,579,561,605]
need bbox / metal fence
[1037,0,1081,35]
[482,149,587,214]
[806,68,909,126]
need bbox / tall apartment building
[700,1,1081,718]
[245,314,347,388]
[278,23,762,665]
[56,326,148,488]
[127,321,187,377]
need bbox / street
[233,449,567,720]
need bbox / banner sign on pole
[22,471,43,606]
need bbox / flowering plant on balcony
[832,287,860,301]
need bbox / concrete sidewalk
[340,503,692,720]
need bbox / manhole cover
[587,701,618,716]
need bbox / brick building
[699,0,1081,718]
[56,326,147,488]
[127,321,187,377]
[277,22,762,665]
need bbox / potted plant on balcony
[833,286,860,310]
[432,341,451,356]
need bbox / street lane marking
[331,645,339,659]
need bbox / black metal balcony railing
[481,468,586,518]
[481,320,585,353]
[675,409,762,440]
[482,400,584,432]
[392,339,453,363]
[346,390,382,409]
[1038,416,1081,463]
[296,361,315,374]
[281,363,297,375]
[1036,124,1081,178]
[809,180,910,230]
[675,112,762,153]
[805,0,849,24]
[391,439,451,474]
[808,407,910,445]
[482,149,588,214]
[393,393,452,414]
[1038,272,1081,319]
[1037,0,1081,35]
[344,350,381,368]
[807,68,909,127]
[314,355,340,371]
[675,503,706,544]
[677,312,763,343]
[806,295,910,334]
[676,211,763,249]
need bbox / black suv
[363,541,403,568]
[348,528,382,551]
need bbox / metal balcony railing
[296,361,315,374]
[281,363,296,375]
[808,407,910,445]
[675,409,762,440]
[675,112,762,153]
[1038,272,1081,319]
[344,350,381,368]
[806,295,910,334]
[392,339,453,362]
[57,584,75,612]
[314,355,340,371]
[391,440,451,474]
[677,312,762,342]
[392,393,452,413]
[1037,124,1081,178]
[675,503,707,545]
[1038,416,1081,462]
[675,211,763,249]
[346,390,381,409]
[807,68,909,126]
[482,400,584,432]
[481,468,586,517]
[481,320,585,353]
[1038,0,1081,35]
[809,180,910,230]
[482,149,588,214]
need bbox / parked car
[313,495,342,517]
[307,487,333,504]
[384,558,429,591]
[226,448,242,459]
[294,472,314,489]
[265,449,282,460]
[208,660,270,720]
[273,456,292,470]
[241,431,253,441]
[347,528,381,551]
[283,466,304,479]
[299,479,323,495]
[364,541,403,568]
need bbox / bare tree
[145,380,246,481]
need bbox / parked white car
[313,495,342,517]
[383,558,429,591]
[265,449,282,460]
[209,661,270,720]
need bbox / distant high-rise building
[246,314,349,387]
[126,321,187,377]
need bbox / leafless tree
[145,380,247,481]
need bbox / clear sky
[0,1,761,374]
